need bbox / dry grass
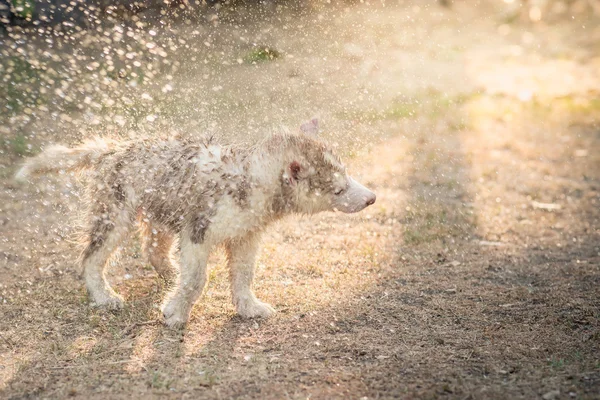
[1,1,599,399]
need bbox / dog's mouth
[333,201,375,214]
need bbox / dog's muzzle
[334,177,376,213]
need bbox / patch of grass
[339,92,477,123]
[403,202,474,245]
[432,92,473,107]
[9,134,28,156]
[466,94,600,128]
[10,0,35,19]
[304,263,324,277]
[572,351,583,361]
[360,243,377,263]
[403,207,450,245]
[382,103,417,119]
[149,371,173,390]
[1,56,48,116]
[556,96,600,115]
[196,368,220,387]
[548,357,565,369]
[4,56,38,83]
[338,102,417,122]
[403,227,428,245]
[427,91,477,118]
[0,57,37,114]
[448,120,470,131]
[243,46,281,64]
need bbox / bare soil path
[1,1,599,398]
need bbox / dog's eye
[334,188,345,195]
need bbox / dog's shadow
[127,312,251,392]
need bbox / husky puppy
[17,119,376,328]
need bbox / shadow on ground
[1,0,599,399]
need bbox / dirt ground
[1,1,599,399]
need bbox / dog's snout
[365,193,376,206]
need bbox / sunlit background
[1,0,599,398]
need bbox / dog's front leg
[226,233,275,318]
[161,234,210,328]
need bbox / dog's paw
[162,301,189,329]
[92,294,124,310]
[163,313,187,329]
[236,298,275,319]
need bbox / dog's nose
[365,193,376,206]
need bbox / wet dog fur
[17,120,376,328]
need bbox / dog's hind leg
[140,221,177,284]
[82,204,133,309]
[161,234,210,329]
[226,232,275,318]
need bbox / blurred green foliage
[10,0,35,19]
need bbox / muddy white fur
[17,120,376,328]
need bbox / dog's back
[18,136,251,230]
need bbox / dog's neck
[244,136,297,220]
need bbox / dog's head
[279,119,376,215]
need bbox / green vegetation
[243,46,281,64]
[10,0,35,19]
[149,371,174,390]
[338,91,477,123]
[338,102,417,122]
[2,56,41,115]
[548,357,565,370]
[9,134,28,156]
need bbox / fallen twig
[48,359,140,370]
[120,320,160,337]
[0,333,15,350]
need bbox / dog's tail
[15,138,116,182]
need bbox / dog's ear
[286,160,302,186]
[300,118,319,136]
